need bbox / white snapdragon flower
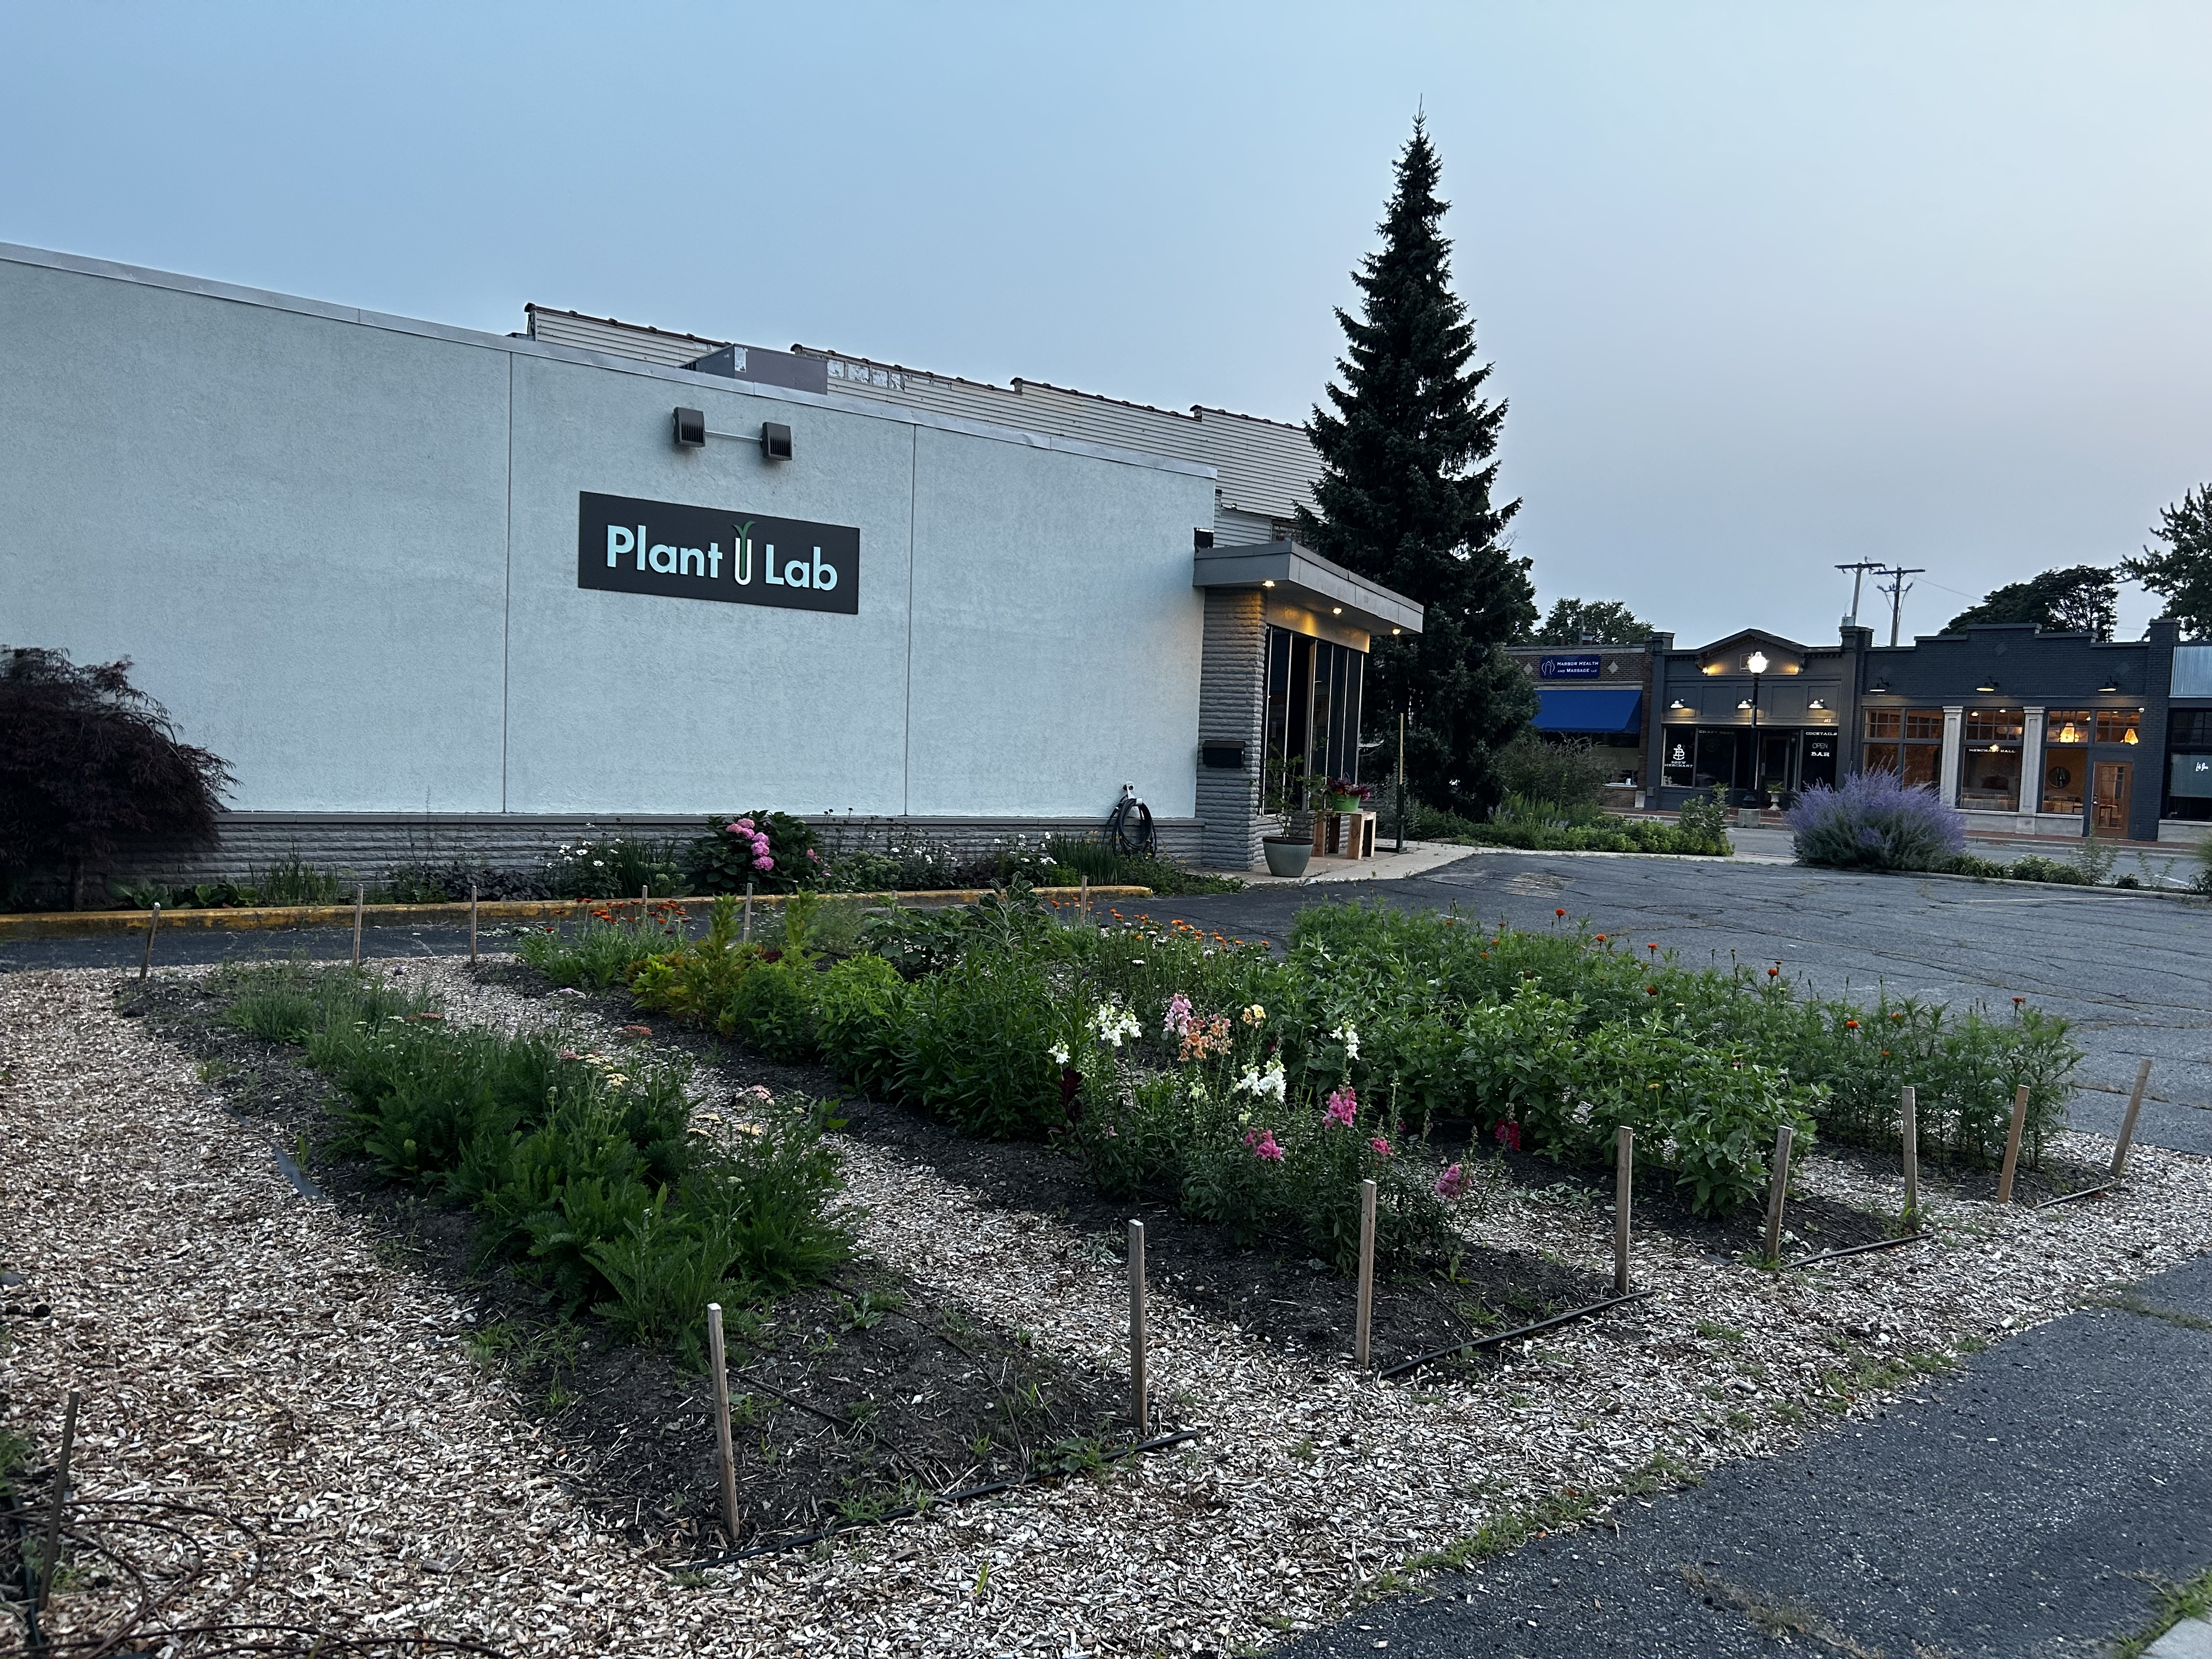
[1091,1002,1140,1048]
[1233,1058,1287,1102]
[1331,1023,1361,1060]
[1048,1042,1070,1066]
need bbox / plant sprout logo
[602,518,839,591]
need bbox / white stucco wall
[0,244,1214,823]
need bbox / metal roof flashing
[1192,541,1424,639]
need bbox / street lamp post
[1742,650,1769,809]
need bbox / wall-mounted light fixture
[2097,680,2121,693]
[1668,699,1688,710]
[1331,606,1343,616]
[1391,627,1402,635]
[1261,578,1276,588]
[1737,698,1754,710]
[673,406,794,462]
[1808,698,1826,710]
[1976,680,1999,693]
[1867,682,1890,695]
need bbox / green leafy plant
[518,906,684,989]
[686,811,822,895]
[219,962,848,1359]
[545,832,686,900]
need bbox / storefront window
[1862,708,1940,789]
[1661,725,1696,787]
[2166,709,2212,821]
[1958,708,2023,811]
[1261,625,1365,800]
[2043,708,2089,815]
[2095,708,2142,745]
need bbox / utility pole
[1877,566,1926,647]
[1835,561,1883,628]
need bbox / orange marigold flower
[1845,1019,1860,1029]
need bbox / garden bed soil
[115,976,1131,1559]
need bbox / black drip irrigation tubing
[678,1428,1204,1570]
[1378,1290,1654,1382]
[1788,1232,1931,1269]
[2029,1183,2113,1212]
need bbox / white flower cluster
[1331,1023,1361,1060]
[1091,1001,1141,1048]
[1233,1058,1287,1102]
[1047,1042,1071,1066]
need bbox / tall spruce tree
[1295,117,1536,817]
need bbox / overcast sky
[5,2,2208,646]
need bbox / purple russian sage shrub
[1786,771,1965,871]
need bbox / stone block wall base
[112,811,1207,887]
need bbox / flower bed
[561,889,2081,1267]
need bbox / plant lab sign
[575,492,859,615]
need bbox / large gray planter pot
[1263,837,1313,877]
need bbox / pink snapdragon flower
[1494,1120,1523,1152]
[1435,1163,1471,1199]
[1369,1136,1392,1158]
[1243,1128,1284,1163]
[1322,1086,1357,1130]
[1163,993,1195,1039]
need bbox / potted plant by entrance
[1324,778,1372,814]
[1262,752,1314,877]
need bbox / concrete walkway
[1206,839,1483,887]
[1283,1252,2212,1658]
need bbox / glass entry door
[2092,761,2131,834]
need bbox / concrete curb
[0,886,1157,940]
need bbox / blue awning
[1533,686,1644,733]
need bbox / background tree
[0,647,232,907]
[1295,117,1537,819]
[2121,482,2212,636]
[1521,597,1652,646]
[1944,566,2119,638]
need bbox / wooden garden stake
[1762,1124,1795,1264]
[1995,1084,2032,1204]
[2111,1059,2153,1178]
[468,883,478,966]
[639,884,649,924]
[741,881,754,943]
[1127,1220,1148,1435]
[138,901,161,981]
[1613,1126,1634,1295]
[1355,1178,1378,1369]
[35,1388,78,1615]
[704,1304,741,1546]
[352,883,365,965]
[1900,1085,1919,1223]
[1080,875,1090,919]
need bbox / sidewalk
[1286,1250,2212,1657]
[1204,839,1481,887]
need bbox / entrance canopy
[1534,686,1644,733]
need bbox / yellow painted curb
[0,887,1158,941]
